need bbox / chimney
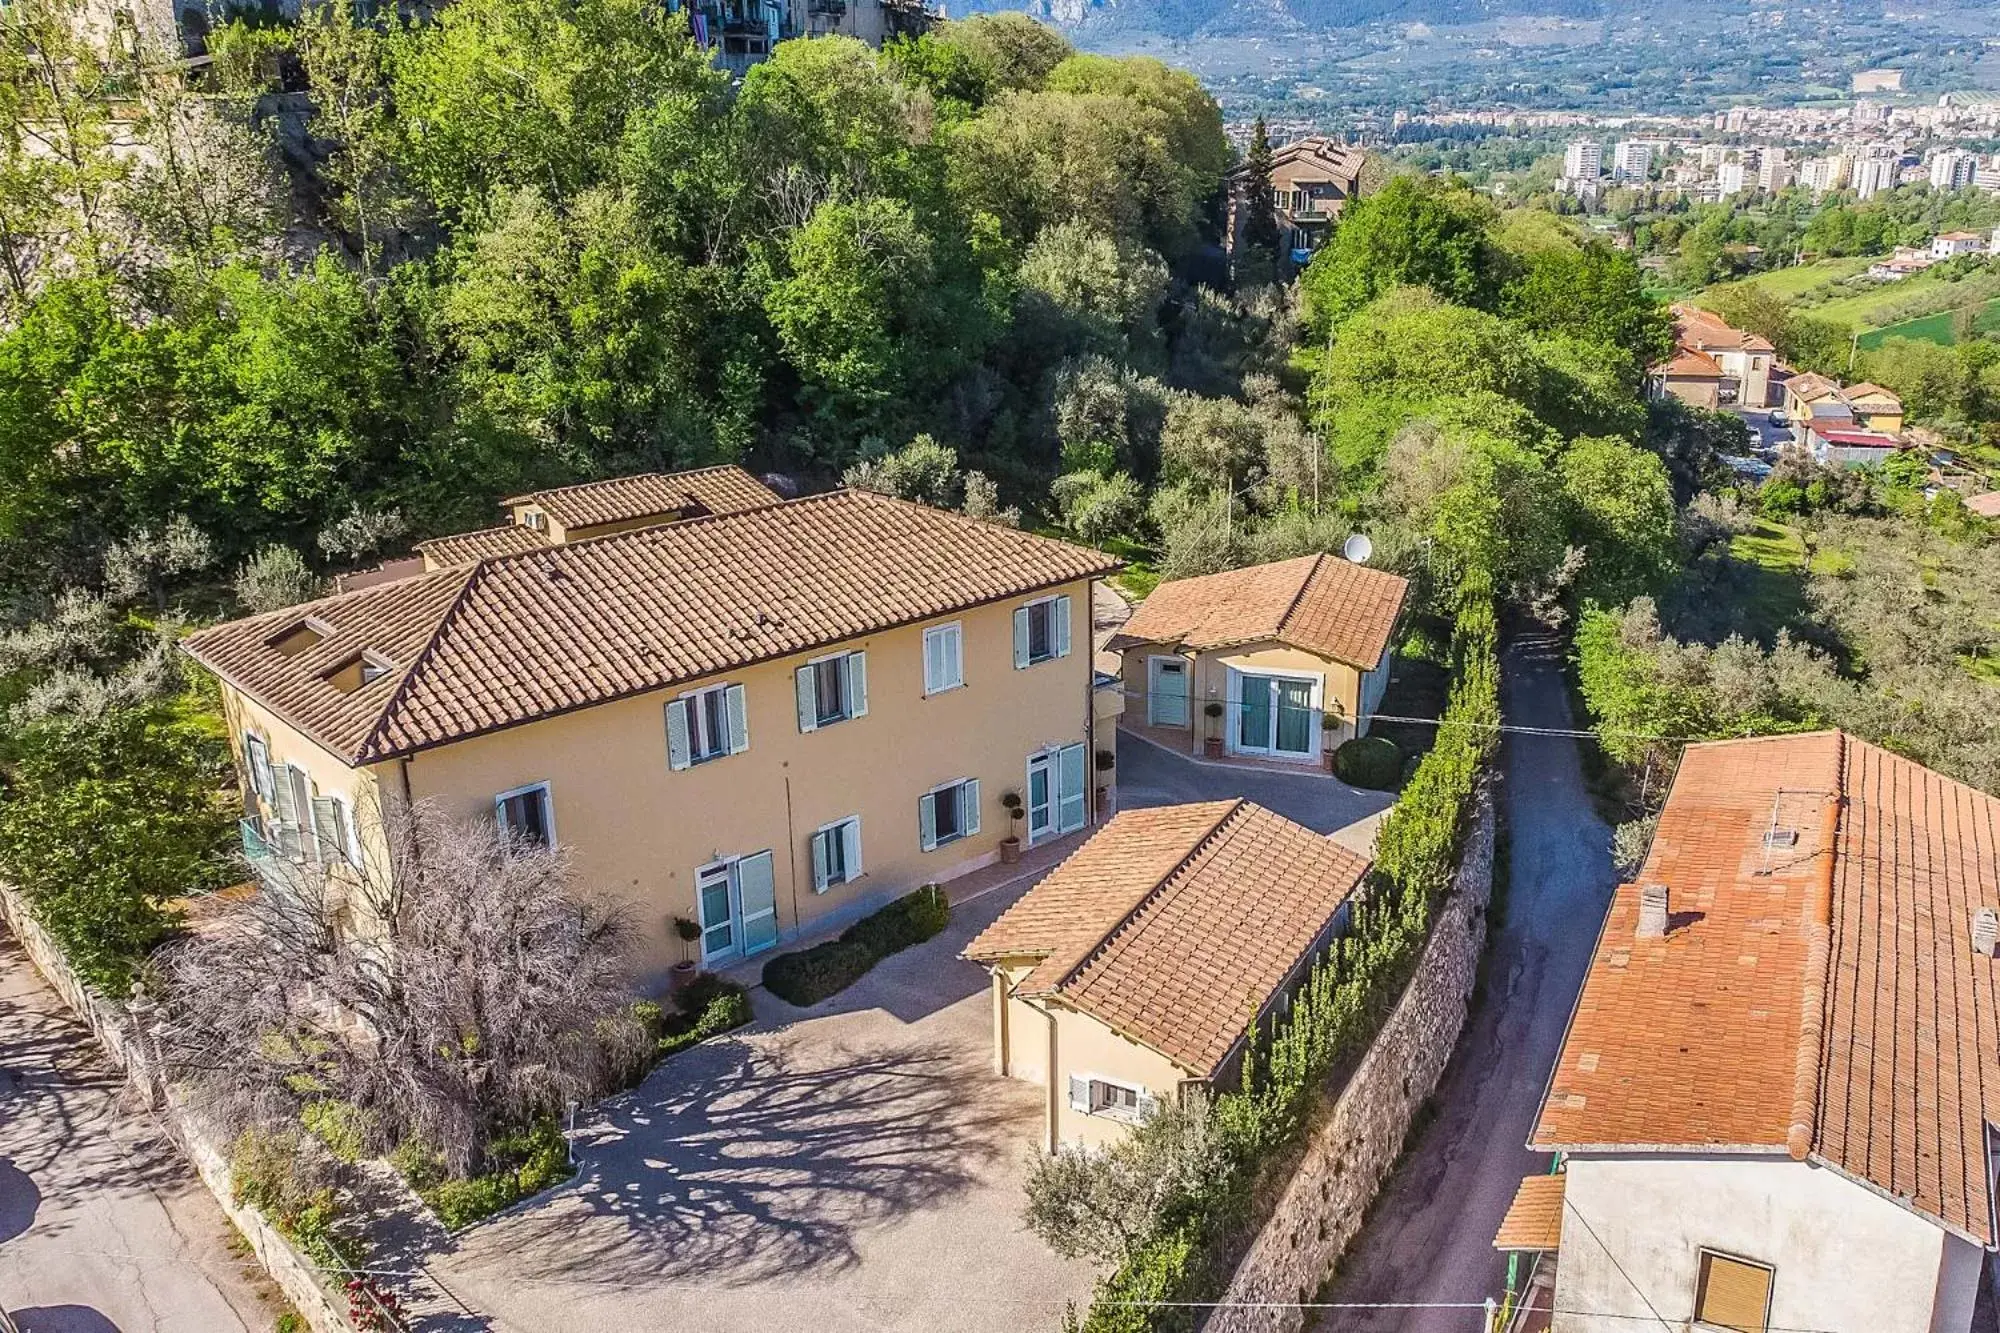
[1973,908,1999,959]
[1637,884,1669,939]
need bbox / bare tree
[158,801,640,1177]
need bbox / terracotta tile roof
[1229,136,1366,187]
[1965,491,2000,519]
[185,490,1119,765]
[505,465,779,529]
[1107,554,1408,670]
[964,800,1371,1077]
[1532,732,2000,1244]
[1785,372,1841,403]
[1842,382,1902,407]
[415,524,549,566]
[1658,345,1724,378]
[1671,303,1776,353]
[1493,1174,1565,1252]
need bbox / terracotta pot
[999,836,1022,865]
[1203,737,1224,759]
[1324,750,1338,774]
[669,960,697,990]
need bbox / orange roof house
[1530,732,2000,1333]
[965,799,1371,1149]
[1107,554,1410,763]
[1654,304,1778,408]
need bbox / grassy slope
[1702,258,1999,336]
[1855,299,2000,350]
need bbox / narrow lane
[1311,630,1614,1331]
[0,931,273,1332]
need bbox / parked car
[1768,409,1788,427]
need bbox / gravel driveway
[1310,630,1615,1331]
[422,879,1094,1333]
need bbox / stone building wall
[0,882,359,1333]
[1207,789,1497,1333]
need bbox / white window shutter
[961,779,981,837]
[1136,1090,1160,1120]
[665,699,692,771]
[270,761,298,825]
[842,817,863,879]
[795,665,817,733]
[810,828,830,893]
[945,625,963,688]
[1068,1075,1090,1112]
[246,734,274,801]
[1013,607,1030,669]
[846,652,868,717]
[335,798,361,867]
[919,792,938,852]
[725,683,750,754]
[1054,595,1072,658]
[311,797,339,866]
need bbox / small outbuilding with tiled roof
[1106,553,1408,766]
[964,799,1371,1150]
[1530,730,2000,1333]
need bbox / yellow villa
[1109,553,1409,766]
[183,487,1119,978]
[964,799,1371,1150]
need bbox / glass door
[1027,752,1054,844]
[697,862,735,962]
[1237,673,1274,751]
[1274,678,1315,756]
[1056,742,1087,834]
[696,852,780,964]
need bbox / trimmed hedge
[762,886,950,1007]
[1333,735,1402,789]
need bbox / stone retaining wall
[1207,789,1497,1333]
[0,883,358,1333]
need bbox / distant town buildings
[1611,139,1654,182]
[1716,160,1746,197]
[1852,155,1897,199]
[1562,139,1603,183]
[1930,148,1980,191]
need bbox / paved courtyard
[424,880,1096,1333]
[1116,725,1396,854]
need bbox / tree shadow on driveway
[450,1035,1028,1291]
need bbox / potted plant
[999,791,1025,863]
[670,915,702,987]
[1321,709,1343,773]
[1203,701,1225,759]
[1094,749,1116,818]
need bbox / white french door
[1229,669,1321,759]
[1027,744,1088,846]
[696,851,779,964]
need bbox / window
[312,795,360,869]
[666,683,747,770]
[923,623,964,696]
[1066,1075,1159,1124]
[323,651,394,695]
[919,779,980,852]
[243,732,275,802]
[495,783,554,848]
[267,763,315,862]
[1012,596,1071,669]
[520,509,547,532]
[267,619,329,658]
[795,652,867,732]
[810,816,863,892]
[1694,1250,1773,1333]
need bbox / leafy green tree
[931,13,1072,93]
[1014,220,1167,363]
[1158,393,1264,498]
[1050,469,1141,543]
[0,707,235,993]
[842,434,964,507]
[1501,241,1673,376]
[1298,176,1500,338]
[292,2,408,268]
[1559,435,1677,605]
[737,37,919,207]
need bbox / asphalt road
[0,932,272,1333]
[1310,630,1614,1332]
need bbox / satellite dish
[1342,533,1374,565]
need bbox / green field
[1706,257,1871,302]
[1854,298,2000,350]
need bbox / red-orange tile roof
[415,523,549,566]
[505,465,779,529]
[1532,731,2000,1243]
[186,490,1118,764]
[1493,1174,1565,1252]
[1109,553,1408,670]
[964,800,1371,1076]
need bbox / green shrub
[658,979,752,1059]
[762,887,951,1007]
[678,970,743,1017]
[1333,735,1402,789]
[230,1126,361,1270]
[300,1099,369,1164]
[409,1117,573,1230]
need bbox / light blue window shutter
[795,665,817,733]
[846,652,868,717]
[919,791,938,852]
[810,828,830,893]
[725,683,749,754]
[1053,595,1072,658]
[1068,1075,1090,1112]
[665,699,692,771]
[924,630,942,694]
[842,817,863,879]
[311,797,340,867]
[270,761,298,825]
[1013,607,1030,669]
[1057,743,1086,833]
[961,779,981,837]
[335,799,361,867]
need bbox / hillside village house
[183,488,1119,978]
[1649,304,1775,408]
[963,799,1370,1151]
[1108,553,1409,767]
[1510,731,2000,1333]
[1783,373,1906,439]
[1225,136,1367,274]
